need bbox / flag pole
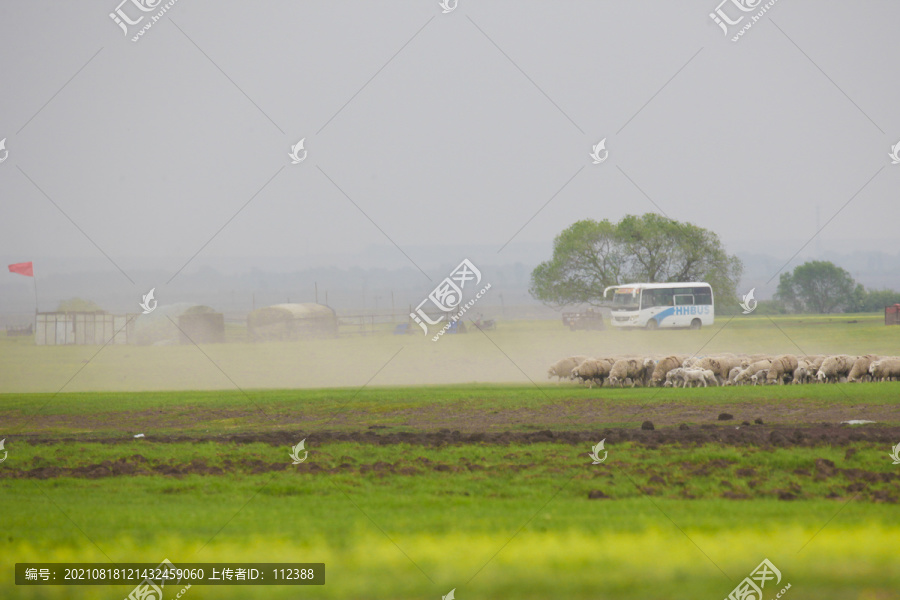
[33,266,39,315]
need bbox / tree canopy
[529,214,743,308]
[850,288,900,313]
[774,260,856,314]
[775,260,900,314]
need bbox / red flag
[8,262,34,277]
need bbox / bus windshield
[612,289,639,311]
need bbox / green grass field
[2,384,900,599]
[2,315,899,599]
[3,434,899,599]
[2,382,899,438]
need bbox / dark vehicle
[562,309,605,331]
[472,318,497,331]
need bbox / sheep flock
[548,353,900,388]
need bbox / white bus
[603,282,714,330]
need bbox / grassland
[0,313,896,393]
[1,314,899,599]
[2,434,899,599]
[2,384,900,599]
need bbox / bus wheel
[646,319,659,330]
[690,319,702,330]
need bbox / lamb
[682,368,717,388]
[766,355,799,385]
[548,356,589,382]
[791,366,812,385]
[724,366,743,386]
[664,367,686,387]
[650,355,683,387]
[847,355,879,383]
[608,358,653,388]
[698,355,744,384]
[750,369,769,386]
[869,358,900,382]
[572,358,615,388]
[816,355,856,384]
[733,360,772,385]
[701,368,719,387]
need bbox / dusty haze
[1,0,898,392]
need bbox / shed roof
[249,303,335,324]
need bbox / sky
[1,0,898,302]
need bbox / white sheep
[682,368,716,388]
[698,355,744,384]
[791,366,811,385]
[750,369,769,386]
[701,368,719,387]
[816,355,856,384]
[664,367,686,387]
[869,358,900,382]
[681,369,706,387]
[650,355,683,387]
[766,355,799,385]
[724,366,742,386]
[553,351,890,387]
[808,355,826,373]
[608,358,653,388]
[572,358,615,388]
[548,355,589,382]
[734,360,772,385]
[848,355,879,383]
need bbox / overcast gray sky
[1,0,898,292]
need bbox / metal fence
[34,312,135,345]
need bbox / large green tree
[530,214,743,308]
[775,260,856,313]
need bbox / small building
[178,305,225,344]
[132,303,224,345]
[35,311,134,345]
[886,304,900,326]
[247,303,337,341]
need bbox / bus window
[674,294,694,306]
[641,289,673,309]
[693,287,712,305]
[661,290,674,306]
